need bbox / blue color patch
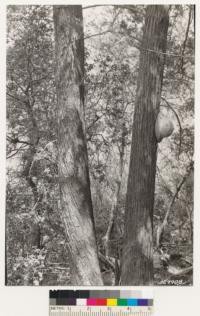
[127,299,138,306]
[138,299,148,306]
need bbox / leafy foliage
[6,5,194,285]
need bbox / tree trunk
[53,5,103,285]
[103,123,126,258]
[156,161,193,248]
[121,5,169,285]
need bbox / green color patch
[117,299,127,306]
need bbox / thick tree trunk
[121,6,169,285]
[53,5,103,285]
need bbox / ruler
[49,305,153,316]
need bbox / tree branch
[6,144,27,159]
[167,265,192,276]
[84,30,112,40]
[7,136,32,147]
[83,5,108,10]
[180,6,192,74]
[98,252,115,271]
[6,92,27,106]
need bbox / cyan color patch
[127,299,138,306]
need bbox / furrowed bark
[53,5,103,285]
[121,5,169,285]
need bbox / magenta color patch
[87,298,97,306]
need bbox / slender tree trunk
[121,6,169,285]
[53,5,103,285]
[103,182,121,257]
[103,122,126,257]
[156,161,193,247]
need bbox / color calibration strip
[49,290,153,315]
[50,297,153,307]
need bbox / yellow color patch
[107,299,117,306]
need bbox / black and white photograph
[6,4,194,286]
